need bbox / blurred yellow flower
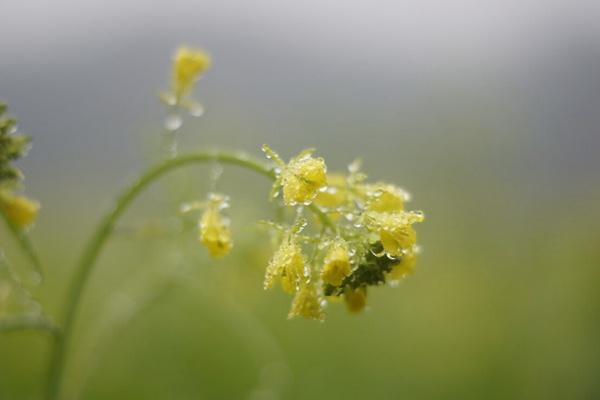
[264,235,307,292]
[0,191,39,228]
[321,240,352,286]
[387,251,417,281]
[172,47,212,101]
[314,173,348,210]
[199,193,232,258]
[344,287,367,313]
[362,183,408,213]
[288,284,325,321]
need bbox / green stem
[44,150,334,400]
[0,210,44,280]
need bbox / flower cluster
[260,146,424,320]
[158,51,424,321]
[189,145,424,321]
[0,103,39,228]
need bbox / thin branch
[0,210,44,280]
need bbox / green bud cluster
[0,103,31,189]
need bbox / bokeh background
[2,0,600,399]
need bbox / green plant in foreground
[0,46,425,399]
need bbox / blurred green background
[1,1,600,399]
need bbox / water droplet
[164,114,183,131]
[188,103,204,117]
[297,219,308,232]
[389,280,400,288]
[370,247,386,257]
[386,253,400,262]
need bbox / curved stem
[45,150,334,400]
[0,210,44,280]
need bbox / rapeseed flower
[264,234,308,293]
[262,145,327,206]
[288,283,325,321]
[172,47,212,102]
[321,240,352,286]
[199,193,232,258]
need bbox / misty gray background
[1,0,600,230]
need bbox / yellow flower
[321,240,352,286]
[288,284,325,321]
[172,47,212,101]
[344,287,367,313]
[280,149,327,206]
[365,211,424,257]
[387,251,417,281]
[361,183,408,213]
[264,236,307,292]
[199,193,232,258]
[314,173,348,210]
[0,191,39,228]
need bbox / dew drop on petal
[370,247,386,257]
[386,253,400,262]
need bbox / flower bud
[0,191,39,228]
[199,193,232,258]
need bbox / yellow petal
[288,284,325,321]
[321,240,352,286]
[172,47,212,101]
[387,252,417,281]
